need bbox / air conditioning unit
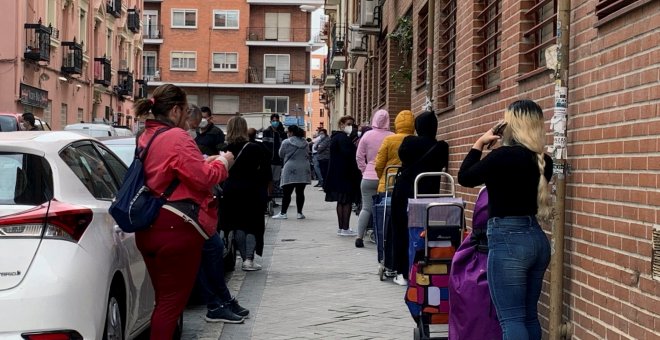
[361,0,376,26]
[349,26,366,52]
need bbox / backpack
[109,127,179,232]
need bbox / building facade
[0,0,145,130]
[323,0,660,339]
[144,0,325,131]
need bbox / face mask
[357,131,362,138]
[271,121,279,128]
[344,125,353,135]
[199,118,209,129]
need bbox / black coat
[219,141,271,256]
[195,123,225,156]
[323,131,361,196]
[262,126,287,165]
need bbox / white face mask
[199,118,209,129]
[343,125,353,135]
[357,131,362,138]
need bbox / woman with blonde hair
[458,99,553,340]
[221,117,271,271]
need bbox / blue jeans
[197,233,233,310]
[313,154,323,184]
[487,216,550,340]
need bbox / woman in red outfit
[133,84,235,339]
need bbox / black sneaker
[228,298,250,318]
[355,238,364,248]
[205,305,245,323]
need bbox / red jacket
[139,120,228,236]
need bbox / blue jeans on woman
[197,233,233,310]
[486,216,551,340]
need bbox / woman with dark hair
[222,117,272,271]
[323,116,362,236]
[458,100,553,340]
[133,84,234,339]
[272,125,311,219]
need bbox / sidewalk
[183,184,414,339]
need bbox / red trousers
[136,208,205,340]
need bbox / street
[182,184,414,340]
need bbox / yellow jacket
[374,110,415,192]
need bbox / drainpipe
[548,0,572,339]
[425,0,435,112]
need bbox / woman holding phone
[458,99,553,340]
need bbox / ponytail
[133,84,187,119]
[536,153,553,222]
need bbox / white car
[64,123,118,137]
[0,132,157,339]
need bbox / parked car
[65,123,117,137]
[99,136,237,272]
[0,131,165,339]
[112,126,135,137]
[0,113,51,132]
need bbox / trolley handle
[414,172,455,198]
[383,165,401,193]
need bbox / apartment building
[323,0,660,339]
[0,0,145,130]
[144,0,325,130]
[308,49,329,134]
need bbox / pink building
[0,0,145,130]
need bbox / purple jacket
[356,110,393,180]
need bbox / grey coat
[279,136,312,186]
[315,135,331,160]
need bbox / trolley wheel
[413,327,422,340]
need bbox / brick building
[0,0,145,130]
[323,0,659,338]
[144,0,324,130]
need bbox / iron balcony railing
[61,39,83,75]
[24,21,52,63]
[246,27,311,43]
[246,67,309,85]
[143,67,161,82]
[94,56,112,86]
[143,24,163,39]
[107,0,122,18]
[127,8,140,33]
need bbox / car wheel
[173,314,183,340]
[223,230,236,273]
[103,295,124,340]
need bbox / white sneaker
[393,274,408,286]
[337,229,342,236]
[272,213,287,219]
[297,213,305,219]
[242,259,262,271]
[340,229,357,236]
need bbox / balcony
[127,8,140,33]
[143,67,161,82]
[116,69,134,98]
[61,40,83,75]
[329,24,346,70]
[135,79,148,99]
[323,74,336,89]
[349,25,368,57]
[246,67,309,85]
[107,0,122,18]
[24,21,52,63]
[247,0,323,5]
[246,27,324,47]
[358,0,382,34]
[94,56,112,87]
[143,24,163,44]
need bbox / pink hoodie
[356,109,394,180]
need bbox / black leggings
[281,183,306,214]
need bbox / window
[357,73,362,116]
[46,0,56,28]
[320,108,324,117]
[379,37,388,106]
[170,52,196,71]
[143,52,158,81]
[93,142,127,186]
[79,9,87,51]
[595,0,654,26]
[213,95,239,114]
[44,101,52,124]
[143,11,160,39]
[264,96,288,114]
[475,0,502,93]
[263,54,290,84]
[0,153,52,206]
[172,9,197,28]
[77,108,83,123]
[311,58,321,70]
[213,10,239,29]
[212,53,238,71]
[60,103,68,127]
[59,144,118,200]
[523,0,556,72]
[417,4,429,86]
[187,95,198,106]
[438,0,457,108]
[265,13,291,41]
[106,29,112,59]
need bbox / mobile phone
[487,121,507,149]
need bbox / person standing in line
[311,132,324,187]
[354,109,393,248]
[323,116,362,236]
[458,100,553,340]
[315,129,331,191]
[133,84,235,339]
[222,117,272,271]
[248,127,273,214]
[262,113,288,205]
[272,125,312,219]
[195,106,226,156]
[390,111,449,286]
[374,110,415,193]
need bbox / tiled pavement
[183,184,415,340]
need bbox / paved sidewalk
[183,184,415,339]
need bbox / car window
[0,153,53,205]
[59,144,118,200]
[105,144,135,167]
[93,142,127,186]
[0,116,18,132]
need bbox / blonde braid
[536,153,553,223]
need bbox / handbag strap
[399,142,440,178]
[136,126,180,199]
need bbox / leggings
[234,230,257,260]
[136,208,205,339]
[357,179,378,238]
[281,183,307,214]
